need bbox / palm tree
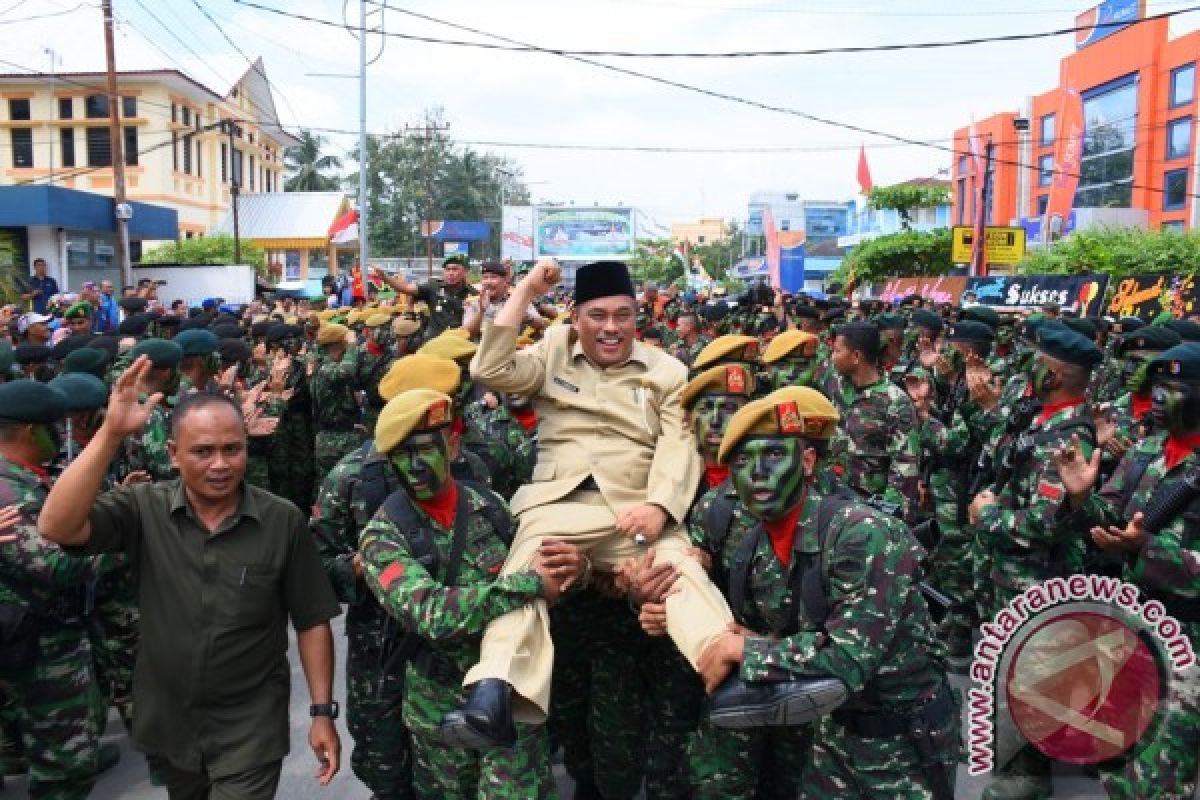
[284,130,343,192]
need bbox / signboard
[443,242,468,258]
[1107,273,1198,319]
[1075,0,1144,50]
[965,274,1108,316]
[534,207,634,260]
[1020,211,1077,242]
[731,256,769,279]
[501,205,534,262]
[879,276,970,306]
[419,220,491,241]
[952,226,1027,265]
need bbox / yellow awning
[246,238,331,249]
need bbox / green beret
[63,347,111,379]
[910,309,943,333]
[49,373,108,411]
[118,313,151,337]
[1116,325,1182,356]
[960,306,1001,330]
[944,321,994,343]
[130,338,183,369]
[211,323,243,341]
[1162,318,1200,343]
[1149,342,1200,383]
[174,329,219,356]
[64,301,93,320]
[1036,325,1103,368]
[13,344,51,365]
[0,341,12,374]
[217,339,252,364]
[873,312,906,331]
[1062,316,1098,340]
[0,380,67,423]
[1117,316,1146,333]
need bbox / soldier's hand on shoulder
[0,505,21,545]
[638,602,669,636]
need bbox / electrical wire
[0,1,91,25]
[581,0,1197,18]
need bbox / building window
[1171,64,1195,108]
[957,155,967,176]
[172,133,178,171]
[60,128,75,167]
[232,149,243,186]
[124,126,138,166]
[58,97,73,119]
[8,98,30,121]
[955,178,965,223]
[1036,195,1049,215]
[182,134,192,174]
[85,94,108,119]
[1164,168,1189,210]
[1163,220,1186,232]
[1038,154,1055,186]
[195,139,201,177]
[121,96,136,118]
[1039,113,1055,146]
[1168,117,1192,160]
[248,155,255,190]
[86,127,111,167]
[1076,75,1138,208]
[221,143,227,182]
[10,128,32,168]
[181,106,191,126]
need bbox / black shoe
[440,679,517,749]
[96,742,121,775]
[709,674,848,729]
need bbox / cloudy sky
[5,0,1199,226]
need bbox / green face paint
[940,345,965,375]
[1031,361,1057,397]
[1151,381,1200,433]
[729,436,808,520]
[390,429,451,500]
[772,358,815,390]
[203,353,220,374]
[31,424,61,464]
[1123,357,1150,394]
[691,395,748,462]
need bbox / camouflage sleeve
[309,463,361,605]
[1130,515,1200,599]
[359,515,543,642]
[0,524,96,590]
[979,436,1094,550]
[1056,447,1132,534]
[741,512,917,690]
[885,396,920,518]
[686,486,719,548]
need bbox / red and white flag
[856,145,874,195]
[329,209,359,245]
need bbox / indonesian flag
[329,209,359,245]
[856,145,873,195]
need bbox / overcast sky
[6,0,1199,226]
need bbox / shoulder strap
[358,449,392,521]
[442,488,473,587]
[459,480,513,546]
[704,479,738,556]
[380,491,440,577]
[726,525,762,626]
[791,489,858,631]
[1119,450,1158,518]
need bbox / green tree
[138,234,267,275]
[1016,226,1200,275]
[284,130,343,192]
[690,220,743,283]
[628,238,683,286]
[867,183,951,229]
[840,228,954,285]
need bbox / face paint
[729,436,808,520]
[371,327,391,347]
[31,424,61,464]
[1151,381,1200,433]
[771,358,815,390]
[203,353,221,374]
[691,395,748,461]
[1031,361,1059,397]
[389,429,452,500]
[162,369,181,398]
[940,345,966,375]
[1122,357,1150,393]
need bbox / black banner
[1105,273,1198,320]
[965,274,1109,316]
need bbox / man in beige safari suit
[441,259,826,748]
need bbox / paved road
[0,615,1122,799]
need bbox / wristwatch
[309,702,340,720]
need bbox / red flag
[856,145,873,195]
[351,263,366,300]
[1044,86,1083,243]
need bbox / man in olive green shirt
[39,358,343,800]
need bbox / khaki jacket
[471,323,701,522]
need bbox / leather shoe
[440,679,517,748]
[709,674,848,729]
[96,742,121,774]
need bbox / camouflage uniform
[669,335,710,368]
[355,346,395,432]
[0,455,105,800]
[266,354,316,511]
[415,281,476,341]
[310,444,412,800]
[1060,431,1199,800]
[827,375,921,521]
[462,402,535,499]
[309,346,367,487]
[359,483,556,799]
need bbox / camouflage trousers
[688,717,809,799]
[90,565,139,733]
[346,618,412,800]
[927,484,975,654]
[0,625,105,800]
[313,430,367,492]
[403,665,556,799]
[269,416,315,512]
[798,702,961,799]
[548,590,646,800]
[638,637,702,800]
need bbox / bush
[139,235,267,272]
[842,228,954,285]
[1017,226,1200,275]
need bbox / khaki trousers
[463,489,734,723]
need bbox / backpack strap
[790,489,858,632]
[703,479,738,558]
[1119,450,1158,520]
[726,525,762,627]
[380,491,440,577]
[457,480,514,548]
[441,488,473,588]
[358,445,393,522]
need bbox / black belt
[832,681,955,738]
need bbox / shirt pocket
[221,564,280,628]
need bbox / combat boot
[709,674,848,729]
[980,774,1052,800]
[440,679,517,748]
[97,742,121,775]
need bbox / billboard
[1107,273,1198,319]
[534,207,634,260]
[1075,0,1144,49]
[951,226,1027,265]
[443,242,468,258]
[502,205,535,262]
[879,276,970,306]
[965,274,1108,316]
[419,220,491,241]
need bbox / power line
[231,0,1200,59]
[0,1,92,25]
[586,0,1197,18]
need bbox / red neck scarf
[762,489,807,567]
[704,463,729,488]
[451,415,466,437]
[414,479,459,528]
[9,455,48,483]
[1130,392,1153,421]
[1165,432,1200,472]
[366,338,385,357]
[1037,396,1085,426]
[511,407,538,432]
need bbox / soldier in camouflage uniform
[173,329,221,395]
[373,257,479,342]
[1056,341,1200,800]
[666,311,709,368]
[264,323,317,511]
[969,325,1103,800]
[760,329,821,391]
[359,389,571,799]
[1105,324,1181,442]
[0,380,107,799]
[826,321,921,521]
[309,322,367,485]
[115,338,182,483]
[356,313,397,431]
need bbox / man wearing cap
[263,324,316,512]
[174,329,221,395]
[450,258,816,748]
[373,256,479,341]
[761,329,820,391]
[1055,342,1200,800]
[355,313,397,430]
[1104,325,1182,443]
[309,323,367,481]
[689,334,760,380]
[63,302,94,340]
[661,386,957,799]
[464,261,546,341]
[359,388,574,798]
[16,312,52,347]
[968,325,1101,800]
[0,379,110,798]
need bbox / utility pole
[44,48,59,185]
[223,120,242,264]
[357,0,369,277]
[102,0,132,287]
[971,136,995,277]
[405,120,450,279]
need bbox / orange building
[952,7,1200,237]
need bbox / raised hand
[103,355,163,438]
[1090,512,1147,553]
[1052,432,1102,505]
[519,258,562,297]
[0,505,22,545]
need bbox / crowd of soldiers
[0,253,1196,800]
